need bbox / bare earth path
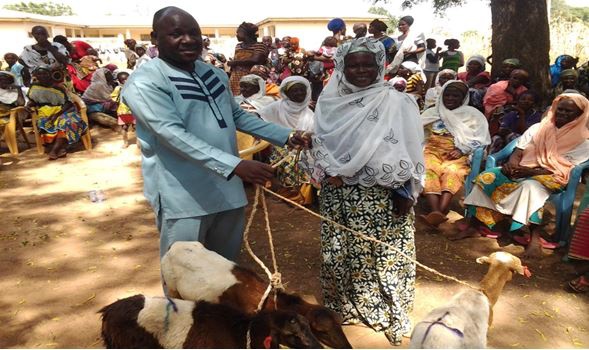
[1,128,587,348]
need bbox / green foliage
[551,0,589,22]
[372,0,467,14]
[368,6,399,33]
[3,1,74,16]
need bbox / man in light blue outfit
[122,6,310,261]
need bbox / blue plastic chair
[463,147,485,197]
[485,138,589,245]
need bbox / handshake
[234,130,313,185]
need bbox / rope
[242,186,284,313]
[259,185,480,291]
[246,322,252,349]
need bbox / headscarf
[467,55,486,71]
[302,37,425,194]
[520,93,589,185]
[259,76,314,131]
[550,55,573,88]
[290,37,300,51]
[82,68,114,101]
[238,22,259,39]
[235,74,275,110]
[421,80,491,154]
[401,60,426,83]
[483,80,528,117]
[327,18,345,33]
[400,15,414,26]
[502,58,521,68]
[424,69,456,108]
[0,71,19,105]
[560,69,579,79]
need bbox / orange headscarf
[520,93,589,185]
[290,37,300,52]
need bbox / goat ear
[476,256,490,265]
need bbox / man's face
[155,12,202,68]
[262,36,272,47]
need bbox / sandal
[512,234,558,249]
[479,226,502,239]
[426,211,448,227]
[567,275,589,293]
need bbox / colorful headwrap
[327,18,345,33]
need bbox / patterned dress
[319,182,416,344]
[229,42,269,95]
[424,120,470,195]
[28,84,87,144]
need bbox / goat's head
[267,311,323,349]
[476,251,532,280]
[306,307,353,348]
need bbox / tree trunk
[490,0,551,103]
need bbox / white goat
[409,251,531,348]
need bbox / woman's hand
[447,148,463,160]
[287,130,313,150]
[326,176,344,188]
[392,194,413,216]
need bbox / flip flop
[426,211,448,227]
[479,226,502,239]
[512,234,558,249]
[567,276,589,293]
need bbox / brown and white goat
[161,241,352,349]
[99,294,322,349]
[409,251,531,349]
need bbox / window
[65,28,72,37]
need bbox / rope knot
[271,272,284,290]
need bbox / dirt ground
[1,127,588,349]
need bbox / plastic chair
[31,92,92,154]
[464,147,485,197]
[485,138,589,245]
[0,106,31,155]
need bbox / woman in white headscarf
[396,61,426,109]
[420,80,490,227]
[259,76,314,203]
[301,37,425,346]
[82,67,118,116]
[423,68,456,109]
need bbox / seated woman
[0,71,25,116]
[234,74,275,113]
[27,66,88,160]
[259,76,314,204]
[234,74,276,160]
[456,93,589,258]
[488,91,541,154]
[483,68,529,119]
[550,54,578,88]
[82,68,118,117]
[491,58,522,84]
[420,81,490,226]
[395,61,426,108]
[424,69,456,109]
[457,55,491,111]
[551,69,586,99]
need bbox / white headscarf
[0,71,19,105]
[421,80,491,154]
[302,37,425,194]
[234,74,275,111]
[82,68,114,101]
[400,60,426,83]
[424,69,457,108]
[258,76,314,131]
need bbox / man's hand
[233,160,275,185]
[287,130,313,150]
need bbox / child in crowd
[134,45,151,69]
[487,90,541,154]
[314,36,337,80]
[424,38,440,90]
[439,39,464,72]
[110,71,136,148]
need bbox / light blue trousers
[157,207,246,262]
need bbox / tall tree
[375,0,551,101]
[4,1,74,16]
